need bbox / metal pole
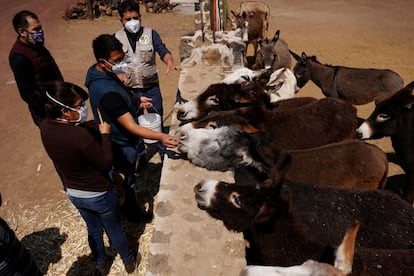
[209,0,216,43]
[199,0,205,42]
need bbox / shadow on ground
[20,227,67,274]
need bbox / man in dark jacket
[9,10,64,126]
[85,34,178,222]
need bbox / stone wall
[179,29,246,67]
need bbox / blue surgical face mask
[45,91,88,123]
[28,30,44,45]
[73,105,88,123]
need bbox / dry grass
[2,194,155,276]
[1,145,163,276]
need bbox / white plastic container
[138,113,162,144]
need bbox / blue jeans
[111,142,146,221]
[68,188,135,267]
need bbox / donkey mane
[307,55,335,67]
[308,55,383,71]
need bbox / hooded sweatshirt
[85,64,140,146]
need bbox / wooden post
[86,0,94,20]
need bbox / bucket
[138,113,162,144]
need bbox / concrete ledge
[146,65,246,275]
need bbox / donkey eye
[377,113,390,122]
[207,122,218,129]
[206,95,220,106]
[230,192,241,208]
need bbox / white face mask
[125,19,140,34]
[72,105,89,124]
[45,91,88,124]
[111,60,129,75]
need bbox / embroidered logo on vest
[139,34,150,45]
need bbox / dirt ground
[0,0,413,274]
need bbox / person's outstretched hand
[165,63,182,75]
[160,133,180,148]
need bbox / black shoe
[96,261,112,275]
[124,259,137,273]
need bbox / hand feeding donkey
[290,51,404,105]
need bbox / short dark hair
[12,10,38,33]
[92,34,123,61]
[42,81,88,118]
[118,0,140,18]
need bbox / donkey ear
[268,151,292,188]
[301,52,307,60]
[289,50,300,61]
[399,81,414,108]
[272,30,280,42]
[404,81,414,98]
[402,97,414,110]
[238,122,260,134]
[334,221,360,274]
[300,52,308,64]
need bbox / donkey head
[255,30,282,69]
[291,51,312,88]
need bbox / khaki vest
[115,28,159,88]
